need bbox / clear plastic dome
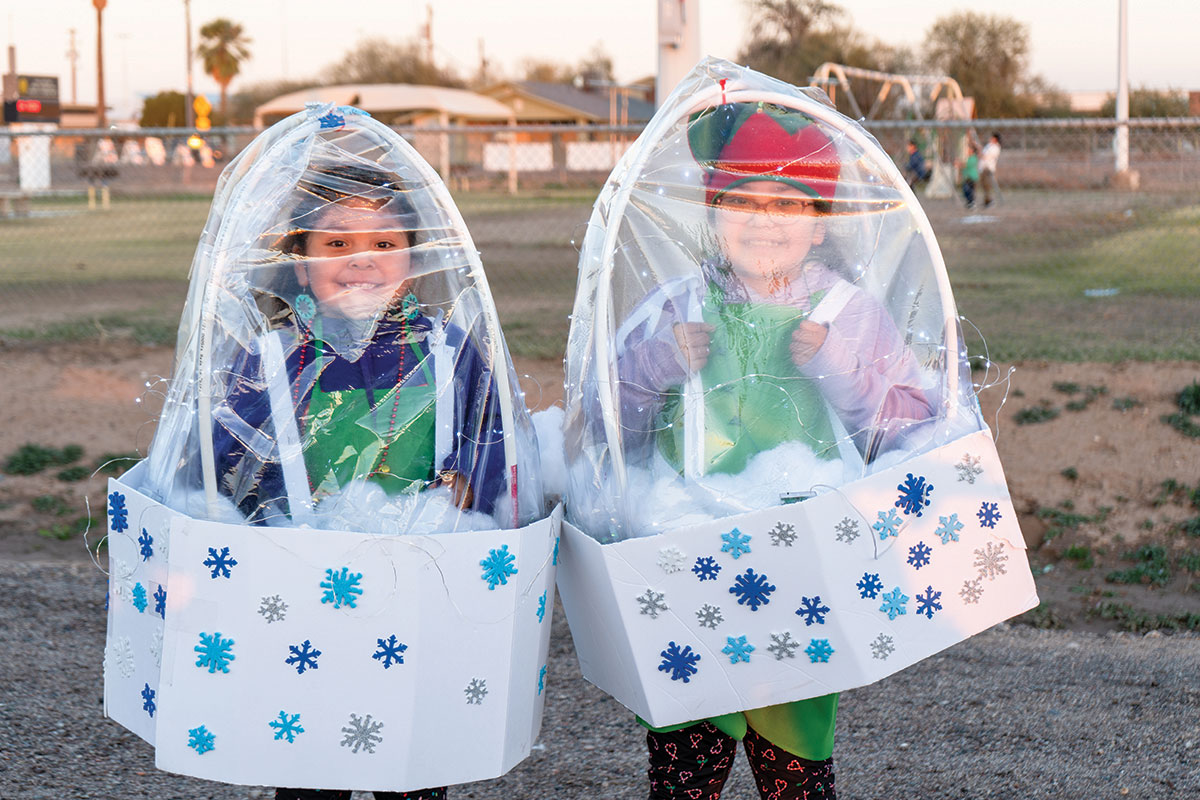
[564,58,983,542]
[141,104,543,533]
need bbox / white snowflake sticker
[657,546,687,574]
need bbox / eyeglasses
[714,193,821,218]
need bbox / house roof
[253,84,516,126]
[485,81,655,124]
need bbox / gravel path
[1,561,1196,800]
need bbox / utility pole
[184,0,194,129]
[93,0,107,127]
[423,4,434,67]
[67,28,79,104]
[657,0,700,108]
[1113,0,1138,189]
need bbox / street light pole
[184,0,194,129]
[93,0,107,127]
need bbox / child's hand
[673,322,714,373]
[791,321,828,367]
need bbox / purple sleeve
[614,292,691,454]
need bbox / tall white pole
[184,0,194,129]
[1115,0,1130,174]
[657,0,700,108]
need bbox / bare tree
[922,12,1032,118]
[324,38,463,87]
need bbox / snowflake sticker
[879,587,909,620]
[141,683,156,717]
[956,453,983,484]
[692,556,722,581]
[695,604,723,630]
[153,585,166,619]
[110,557,135,602]
[107,636,135,678]
[464,678,488,705]
[872,509,903,540]
[536,590,547,623]
[285,639,322,674]
[107,491,129,533]
[767,631,800,660]
[202,546,238,579]
[768,521,797,547]
[187,725,215,755]
[935,513,964,545]
[835,517,860,544]
[973,541,1009,580]
[977,501,1002,529]
[131,582,148,613]
[269,711,304,743]
[720,528,752,559]
[721,635,755,664]
[657,546,687,574]
[796,595,831,626]
[915,586,943,619]
[194,632,236,674]
[729,568,776,611]
[856,572,884,599]
[340,713,384,754]
[372,635,408,669]
[636,588,669,619]
[538,664,547,695]
[907,541,933,570]
[659,641,701,682]
[317,110,346,129]
[137,529,153,561]
[960,578,984,604]
[150,628,164,668]
[552,537,559,566]
[870,633,895,660]
[805,638,834,663]
[895,473,934,517]
[258,595,287,623]
[480,544,518,589]
[321,566,364,608]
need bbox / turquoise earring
[400,291,420,322]
[294,291,317,326]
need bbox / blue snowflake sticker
[720,528,752,559]
[692,556,722,581]
[552,537,560,566]
[729,568,776,611]
[188,724,215,755]
[141,683,156,717]
[137,528,153,561]
[107,491,128,533]
[194,632,236,673]
[536,590,547,623]
[872,509,903,540]
[269,711,304,743]
[317,110,345,129]
[895,473,934,516]
[916,586,943,619]
[658,641,701,682]
[286,639,322,674]
[907,541,933,570]
[977,501,1002,529]
[805,638,835,663]
[153,584,166,619]
[856,572,884,599]
[202,546,238,579]
[320,567,364,608]
[935,513,964,544]
[879,587,910,620]
[721,635,755,664]
[372,635,407,669]
[795,595,831,626]
[538,664,547,695]
[480,544,518,589]
[131,582,148,613]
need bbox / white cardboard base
[557,429,1037,727]
[103,463,560,791]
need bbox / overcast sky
[5,0,1196,118]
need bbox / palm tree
[196,18,251,123]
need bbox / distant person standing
[960,142,979,209]
[979,132,1002,207]
[904,139,932,187]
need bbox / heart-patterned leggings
[647,721,835,800]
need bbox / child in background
[961,142,979,209]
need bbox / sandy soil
[2,339,1197,632]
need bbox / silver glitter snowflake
[955,453,984,484]
[110,558,135,602]
[768,522,797,547]
[340,713,384,754]
[870,633,895,660]
[657,546,687,574]
[766,631,800,660]
[960,578,984,604]
[973,541,1009,581]
[695,603,724,630]
[258,595,288,623]
[150,627,164,667]
[106,635,135,678]
[636,588,669,619]
[464,678,488,705]
[834,517,860,544]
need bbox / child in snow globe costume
[563,59,989,799]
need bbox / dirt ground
[2,338,1197,633]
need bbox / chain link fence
[2,118,1199,362]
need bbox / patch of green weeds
[1140,518,1155,531]
[37,515,95,541]
[1105,544,1171,587]
[968,355,989,373]
[1089,601,1200,633]
[1178,517,1200,538]
[1063,544,1094,569]
[1162,412,1200,439]
[56,466,90,482]
[1153,479,1200,509]
[1178,380,1200,415]
[1177,551,1200,573]
[1060,466,1079,481]
[1016,602,1064,629]
[4,443,85,475]
[1015,404,1060,425]
[1052,381,1081,395]
[31,494,71,516]
[1069,584,1092,595]
[1111,396,1141,411]
[1036,502,1110,541]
